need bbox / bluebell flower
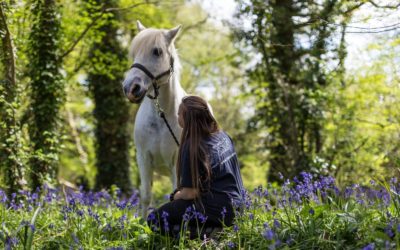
[118,214,127,227]
[76,209,84,217]
[102,223,112,232]
[183,206,193,222]
[255,185,263,197]
[72,233,80,245]
[384,224,394,238]
[0,189,7,203]
[221,206,227,220]
[5,236,19,249]
[233,224,239,232]
[309,208,315,215]
[344,187,353,198]
[249,213,254,220]
[161,211,169,232]
[397,224,400,233]
[273,218,280,228]
[362,243,374,250]
[262,229,274,240]
[115,200,127,210]
[197,212,208,224]
[227,241,235,249]
[385,240,390,250]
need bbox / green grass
[0,174,399,249]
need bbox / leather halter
[129,56,180,146]
[130,57,174,99]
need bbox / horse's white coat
[123,21,186,217]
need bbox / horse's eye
[152,47,162,57]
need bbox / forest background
[0,0,399,198]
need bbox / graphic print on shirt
[211,133,237,169]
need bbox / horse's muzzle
[124,81,147,103]
[128,93,146,103]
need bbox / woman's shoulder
[205,130,234,149]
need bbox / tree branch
[175,16,208,43]
[60,1,159,60]
[367,0,400,9]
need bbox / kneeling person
[147,95,244,238]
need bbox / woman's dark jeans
[147,192,234,238]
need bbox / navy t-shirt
[180,130,244,204]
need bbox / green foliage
[1,175,399,249]
[323,41,400,184]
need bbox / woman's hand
[169,188,179,201]
[173,188,198,200]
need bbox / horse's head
[123,21,181,103]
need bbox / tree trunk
[87,0,132,193]
[0,3,26,194]
[28,0,64,189]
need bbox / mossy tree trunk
[0,3,26,194]
[86,0,132,193]
[28,0,64,189]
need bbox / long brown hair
[176,95,219,195]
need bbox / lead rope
[154,97,180,147]
[151,63,180,147]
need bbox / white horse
[122,21,185,217]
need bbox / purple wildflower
[254,185,263,197]
[76,209,84,217]
[161,211,169,232]
[118,214,127,229]
[362,243,374,250]
[72,233,80,245]
[273,218,280,228]
[221,206,227,220]
[309,208,315,215]
[197,212,208,224]
[262,229,274,240]
[0,189,7,203]
[249,213,254,220]
[233,224,239,232]
[102,223,112,232]
[183,206,193,222]
[384,224,394,238]
[227,242,235,249]
[5,236,19,249]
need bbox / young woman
[147,95,244,238]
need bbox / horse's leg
[169,166,177,190]
[169,151,178,190]
[137,150,153,218]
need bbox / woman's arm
[173,187,198,200]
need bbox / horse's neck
[157,74,184,116]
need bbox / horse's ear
[137,20,146,31]
[166,25,182,44]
